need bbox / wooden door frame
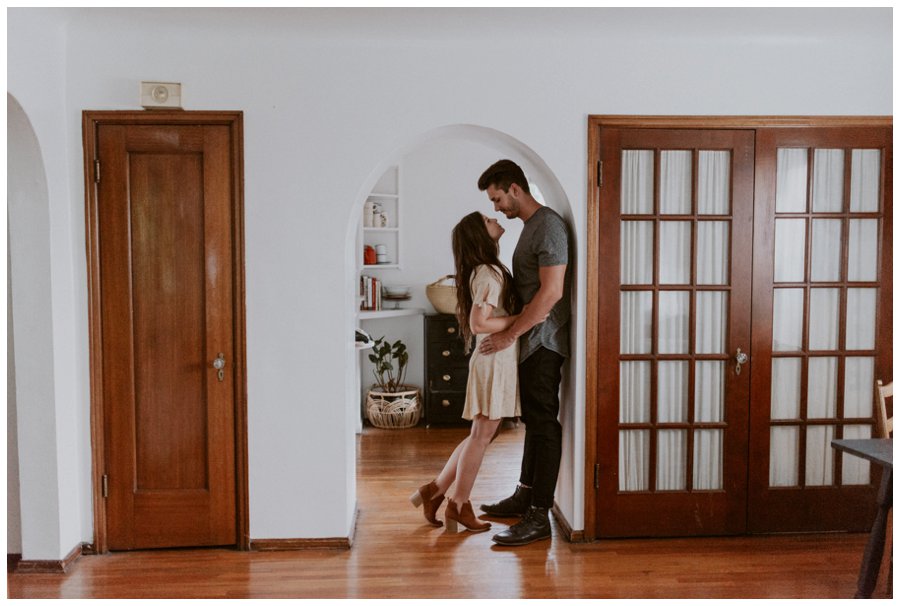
[82,110,249,553]
[585,115,892,541]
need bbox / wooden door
[587,117,892,540]
[593,127,756,537]
[747,127,892,532]
[87,114,245,550]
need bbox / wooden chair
[875,380,893,439]
[875,379,893,597]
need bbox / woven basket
[366,386,421,429]
[426,275,457,315]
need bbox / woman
[410,211,521,533]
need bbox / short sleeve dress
[462,264,521,421]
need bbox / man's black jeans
[517,347,565,509]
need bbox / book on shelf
[359,274,383,311]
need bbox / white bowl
[384,286,411,296]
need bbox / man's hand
[478,329,518,355]
[477,304,550,355]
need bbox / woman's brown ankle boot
[444,500,491,534]
[409,481,445,527]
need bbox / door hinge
[102,474,109,498]
[597,160,603,188]
[94,159,101,184]
[594,463,600,489]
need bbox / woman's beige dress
[462,264,521,421]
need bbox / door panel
[595,128,755,537]
[98,124,236,550]
[747,127,892,532]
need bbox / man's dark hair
[477,159,530,194]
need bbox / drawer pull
[447,327,456,334]
[442,350,451,357]
[441,399,451,407]
[442,374,451,382]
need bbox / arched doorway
[343,124,586,535]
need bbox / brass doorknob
[212,353,226,382]
[735,348,749,375]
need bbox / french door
[587,118,891,538]
[592,127,755,536]
[748,127,892,532]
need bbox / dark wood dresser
[424,314,471,426]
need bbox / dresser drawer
[426,315,465,341]
[428,367,468,392]
[426,392,467,425]
[427,339,469,365]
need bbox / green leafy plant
[368,337,409,393]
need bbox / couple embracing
[410,159,571,547]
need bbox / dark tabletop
[831,438,892,468]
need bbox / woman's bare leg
[434,438,466,496]
[450,415,502,504]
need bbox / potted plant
[366,337,421,429]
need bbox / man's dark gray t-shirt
[513,205,572,362]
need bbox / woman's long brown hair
[451,212,519,351]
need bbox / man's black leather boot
[490,506,551,546]
[479,484,532,517]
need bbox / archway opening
[343,124,584,535]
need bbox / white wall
[6,8,891,555]
[7,239,22,554]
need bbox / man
[476,159,571,546]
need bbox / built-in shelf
[361,166,401,268]
[363,263,399,269]
[358,308,426,320]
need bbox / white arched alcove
[7,93,80,560]
[342,124,585,531]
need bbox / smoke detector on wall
[140,81,182,109]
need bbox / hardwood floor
[7,424,891,598]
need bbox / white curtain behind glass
[848,219,879,282]
[776,149,808,212]
[698,151,730,215]
[842,425,872,484]
[660,151,691,214]
[806,425,834,486]
[812,149,844,212]
[808,288,839,351]
[618,148,733,493]
[658,292,689,354]
[622,150,654,214]
[697,222,729,284]
[659,222,691,284]
[621,222,653,285]
[850,150,880,212]
[810,220,842,282]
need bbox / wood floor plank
[7,424,890,598]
